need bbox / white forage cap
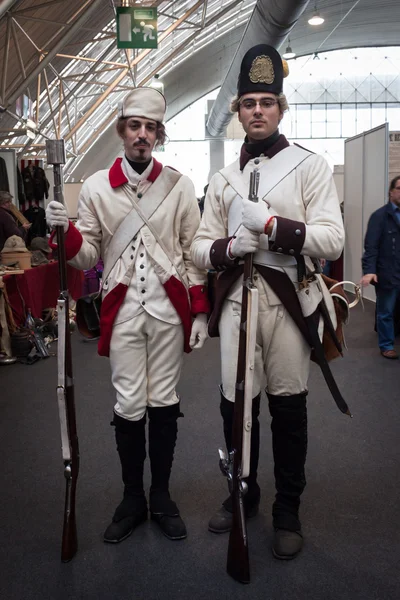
[118,87,166,122]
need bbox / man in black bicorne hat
[192,44,345,560]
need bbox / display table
[3,261,83,326]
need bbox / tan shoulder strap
[219,146,312,202]
[103,167,182,284]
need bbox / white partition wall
[344,135,364,295]
[363,126,389,240]
[344,124,389,302]
[0,149,17,200]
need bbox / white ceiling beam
[1,17,11,104]
[64,0,206,142]
[5,0,105,107]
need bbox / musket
[219,160,260,584]
[45,139,80,562]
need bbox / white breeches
[219,291,311,401]
[109,312,184,421]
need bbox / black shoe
[151,512,187,540]
[150,493,187,540]
[272,528,303,560]
[208,502,259,534]
[104,496,147,544]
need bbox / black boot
[268,392,308,560]
[148,403,187,540]
[103,413,148,543]
[208,387,261,534]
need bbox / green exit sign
[134,9,154,19]
[116,6,158,49]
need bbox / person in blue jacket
[361,175,400,359]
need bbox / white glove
[189,313,208,350]
[242,198,271,234]
[45,200,69,232]
[229,225,260,258]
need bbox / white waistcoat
[113,157,180,326]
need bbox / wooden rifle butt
[60,368,79,562]
[61,474,78,562]
[227,490,250,583]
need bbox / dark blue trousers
[376,287,400,350]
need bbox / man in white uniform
[46,87,209,544]
[191,45,344,559]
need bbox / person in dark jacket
[21,165,50,203]
[0,191,31,252]
[23,205,47,244]
[361,175,400,359]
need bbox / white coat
[55,157,209,356]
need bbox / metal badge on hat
[249,55,275,85]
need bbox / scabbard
[318,297,343,356]
[305,311,352,417]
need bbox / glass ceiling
[1,0,256,176]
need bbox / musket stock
[46,139,80,562]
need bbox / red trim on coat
[108,157,164,188]
[98,282,129,357]
[147,158,163,182]
[163,275,192,354]
[98,276,202,357]
[109,158,128,188]
[189,284,210,316]
[48,222,83,260]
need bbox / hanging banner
[116,6,158,49]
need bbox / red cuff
[189,284,210,316]
[49,221,83,260]
[264,216,275,235]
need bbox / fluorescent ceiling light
[282,44,296,59]
[308,11,324,25]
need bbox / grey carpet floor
[1,298,399,600]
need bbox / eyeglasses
[239,98,279,110]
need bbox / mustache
[134,139,150,147]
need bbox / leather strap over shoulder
[219,145,312,202]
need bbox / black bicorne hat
[237,44,286,97]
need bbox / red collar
[108,157,163,188]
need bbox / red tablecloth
[3,261,83,326]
